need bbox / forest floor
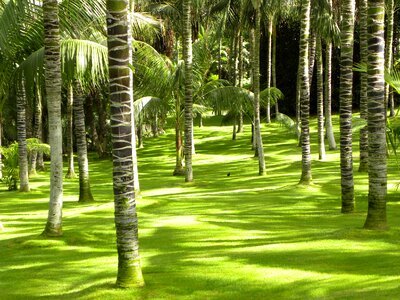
[1,115,400,299]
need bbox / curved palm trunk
[73,81,94,203]
[253,4,266,175]
[106,0,145,287]
[17,79,30,192]
[65,84,76,179]
[298,0,312,184]
[358,0,368,172]
[339,0,355,213]
[316,38,325,160]
[42,0,63,237]
[364,0,387,230]
[183,0,194,182]
[385,0,395,117]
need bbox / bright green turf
[1,115,400,299]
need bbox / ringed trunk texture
[253,6,266,176]
[73,81,94,203]
[42,0,63,237]
[298,0,312,184]
[324,41,337,150]
[339,0,355,213]
[17,79,30,192]
[385,0,394,117]
[66,84,76,179]
[316,39,325,161]
[364,0,387,230]
[358,0,368,172]
[106,0,145,287]
[183,0,194,182]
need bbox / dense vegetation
[1,0,400,295]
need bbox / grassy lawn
[1,116,400,299]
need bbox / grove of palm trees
[1,0,400,298]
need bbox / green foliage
[0,138,50,190]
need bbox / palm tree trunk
[298,0,312,184]
[272,22,278,115]
[173,97,184,176]
[252,3,266,176]
[324,41,337,150]
[237,32,244,133]
[42,0,63,237]
[17,79,30,192]
[339,0,355,213]
[65,84,76,179]
[35,85,45,172]
[385,0,394,117]
[364,0,387,230]
[358,0,368,172]
[0,112,2,179]
[183,0,194,182]
[316,38,325,160]
[308,32,316,92]
[265,16,273,123]
[106,0,144,287]
[73,81,94,203]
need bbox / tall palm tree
[298,0,312,184]
[42,0,64,237]
[339,0,355,213]
[183,0,194,182]
[73,81,94,203]
[364,0,387,230]
[106,0,145,287]
[385,0,395,117]
[358,0,368,172]
[17,78,30,192]
[252,0,266,176]
[316,38,325,160]
[65,84,76,179]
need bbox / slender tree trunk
[96,92,109,157]
[35,85,45,172]
[359,0,368,172]
[385,0,395,117]
[316,38,325,160]
[272,22,278,115]
[17,79,30,192]
[265,16,273,123]
[65,84,76,179]
[298,0,312,184]
[0,112,2,179]
[183,0,194,182]
[73,81,94,203]
[252,4,266,176]
[42,0,63,237]
[364,0,387,230]
[308,32,316,92]
[173,96,184,176]
[324,41,337,150]
[106,0,145,287]
[339,0,355,213]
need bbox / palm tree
[298,0,312,184]
[339,0,355,213]
[73,81,94,203]
[385,0,395,117]
[316,38,325,160]
[363,0,387,230]
[65,84,76,179]
[42,0,64,237]
[252,0,266,176]
[183,0,194,182]
[16,78,30,192]
[106,0,145,287]
[358,0,368,172]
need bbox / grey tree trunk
[42,0,64,237]
[316,38,325,160]
[183,0,194,182]
[324,41,337,150]
[106,0,145,287]
[339,0,355,213]
[17,79,30,192]
[73,81,94,203]
[358,0,368,172]
[65,84,76,179]
[298,0,312,184]
[265,16,273,123]
[364,0,387,230]
[385,0,395,117]
[252,3,266,176]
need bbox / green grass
[1,115,400,299]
